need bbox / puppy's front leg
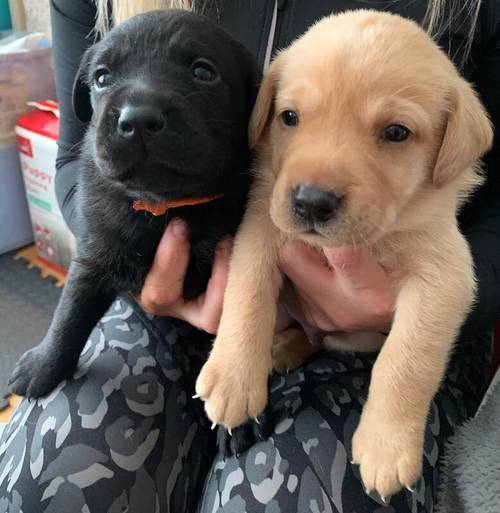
[9,261,115,398]
[196,189,282,428]
[352,239,475,499]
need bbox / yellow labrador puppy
[196,10,493,498]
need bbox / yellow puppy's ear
[433,79,493,187]
[248,57,282,149]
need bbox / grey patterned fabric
[0,298,213,513]
[201,343,490,513]
[0,297,491,513]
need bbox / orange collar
[132,194,223,217]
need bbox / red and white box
[15,100,75,273]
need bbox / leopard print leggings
[0,296,491,513]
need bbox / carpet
[0,248,61,410]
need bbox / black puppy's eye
[94,68,112,88]
[281,110,299,127]
[191,60,218,82]
[382,124,410,142]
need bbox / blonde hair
[95,0,481,63]
[96,0,192,37]
[423,0,482,65]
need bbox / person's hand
[279,241,395,333]
[139,218,232,334]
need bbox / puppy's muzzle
[292,184,341,225]
[117,104,166,142]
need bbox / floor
[0,395,21,423]
[0,245,63,411]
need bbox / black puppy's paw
[9,344,75,398]
[217,410,274,458]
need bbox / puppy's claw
[365,488,372,496]
[254,417,261,425]
[192,394,200,399]
[406,485,416,493]
[381,495,391,505]
[228,427,232,436]
[211,422,217,430]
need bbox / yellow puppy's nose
[292,184,341,224]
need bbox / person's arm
[50,0,96,233]
[459,12,500,340]
[462,205,500,340]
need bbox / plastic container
[0,143,33,253]
[0,33,55,254]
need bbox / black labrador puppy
[9,10,260,400]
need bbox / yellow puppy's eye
[383,124,410,142]
[281,110,299,127]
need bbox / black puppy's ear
[72,46,95,123]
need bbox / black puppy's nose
[117,105,165,141]
[293,185,340,224]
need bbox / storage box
[16,100,75,273]
[0,142,33,254]
[0,33,55,254]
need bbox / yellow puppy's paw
[351,411,423,499]
[195,351,270,429]
[272,328,318,373]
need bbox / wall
[23,0,51,34]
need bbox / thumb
[322,246,387,290]
[140,218,190,308]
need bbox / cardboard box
[16,101,75,273]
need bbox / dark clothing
[0,1,496,512]
[0,297,492,512]
[51,0,500,341]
